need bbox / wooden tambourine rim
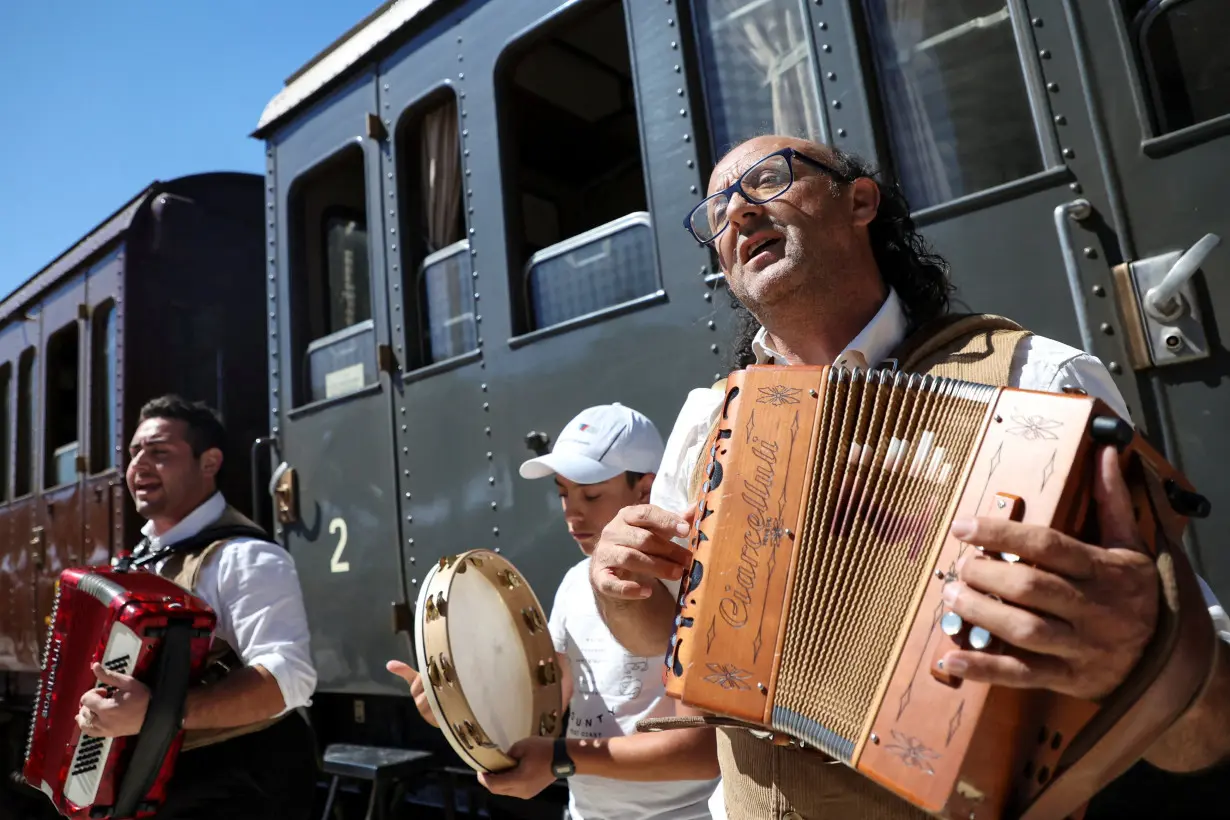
[413,549,562,773]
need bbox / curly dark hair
[138,395,227,459]
[727,147,954,370]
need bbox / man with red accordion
[586,135,1230,818]
[74,396,318,819]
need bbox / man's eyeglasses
[683,147,851,245]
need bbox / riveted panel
[265,66,407,697]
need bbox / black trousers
[154,711,319,820]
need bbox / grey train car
[0,173,268,818]
[251,0,1230,815]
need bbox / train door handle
[1111,233,1221,370]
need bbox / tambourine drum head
[414,550,560,773]
[446,567,533,750]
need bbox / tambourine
[413,549,563,772]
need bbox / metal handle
[1144,233,1221,321]
[1053,199,1096,352]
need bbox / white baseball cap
[519,403,665,485]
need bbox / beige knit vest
[156,504,287,752]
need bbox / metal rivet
[1054,115,1067,125]
[819,21,828,29]
[711,344,719,353]
[683,134,691,142]
[832,100,841,109]
[1063,148,1075,158]
[703,293,712,302]
[822,43,831,52]
[690,185,698,194]
[935,569,945,579]
[826,71,836,80]
[1109,362,1123,374]
[708,321,716,329]
[674,65,681,73]
[837,128,847,137]
[1048,82,1059,92]
[491,502,498,510]
[493,527,500,535]
[1070,182,1083,193]
[677,88,685,96]
[1032,17,1043,26]
[680,109,687,116]
[1093,285,1106,296]
[1084,247,1097,259]
[871,733,880,744]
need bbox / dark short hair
[138,395,227,459]
[625,471,648,488]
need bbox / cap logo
[579,423,590,431]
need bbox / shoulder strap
[889,312,1031,387]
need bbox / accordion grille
[772,371,996,759]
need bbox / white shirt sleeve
[650,387,725,600]
[207,540,318,713]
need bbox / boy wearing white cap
[391,403,719,819]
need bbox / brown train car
[0,172,267,812]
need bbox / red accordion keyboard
[22,567,216,819]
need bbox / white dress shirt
[134,492,317,713]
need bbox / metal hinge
[377,343,399,375]
[391,601,413,635]
[365,113,388,142]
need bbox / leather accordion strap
[636,715,832,754]
[1021,466,1218,818]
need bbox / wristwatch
[550,737,575,778]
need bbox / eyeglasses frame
[682,147,853,246]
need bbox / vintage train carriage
[250,0,1230,812]
[0,172,268,813]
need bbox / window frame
[493,0,665,349]
[284,139,381,413]
[390,81,480,380]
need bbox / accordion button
[783,812,803,820]
[969,627,993,651]
[941,611,964,636]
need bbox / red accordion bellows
[23,567,216,820]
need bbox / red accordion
[23,567,216,819]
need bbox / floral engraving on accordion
[885,730,942,775]
[756,385,802,406]
[1005,414,1062,441]
[703,663,753,690]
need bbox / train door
[83,249,123,567]
[268,68,408,696]
[374,26,496,621]
[1070,0,1230,598]
[0,325,33,670]
[35,278,86,646]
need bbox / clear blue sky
[0,0,379,294]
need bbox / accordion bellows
[663,364,1213,819]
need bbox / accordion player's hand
[938,445,1159,702]
[76,662,151,739]
[590,504,694,601]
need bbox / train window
[497,0,659,335]
[45,322,80,488]
[15,348,34,498]
[691,0,825,157]
[288,146,377,405]
[395,92,477,366]
[1128,0,1230,135]
[91,301,116,474]
[0,363,10,502]
[859,0,1043,209]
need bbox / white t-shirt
[549,558,718,820]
